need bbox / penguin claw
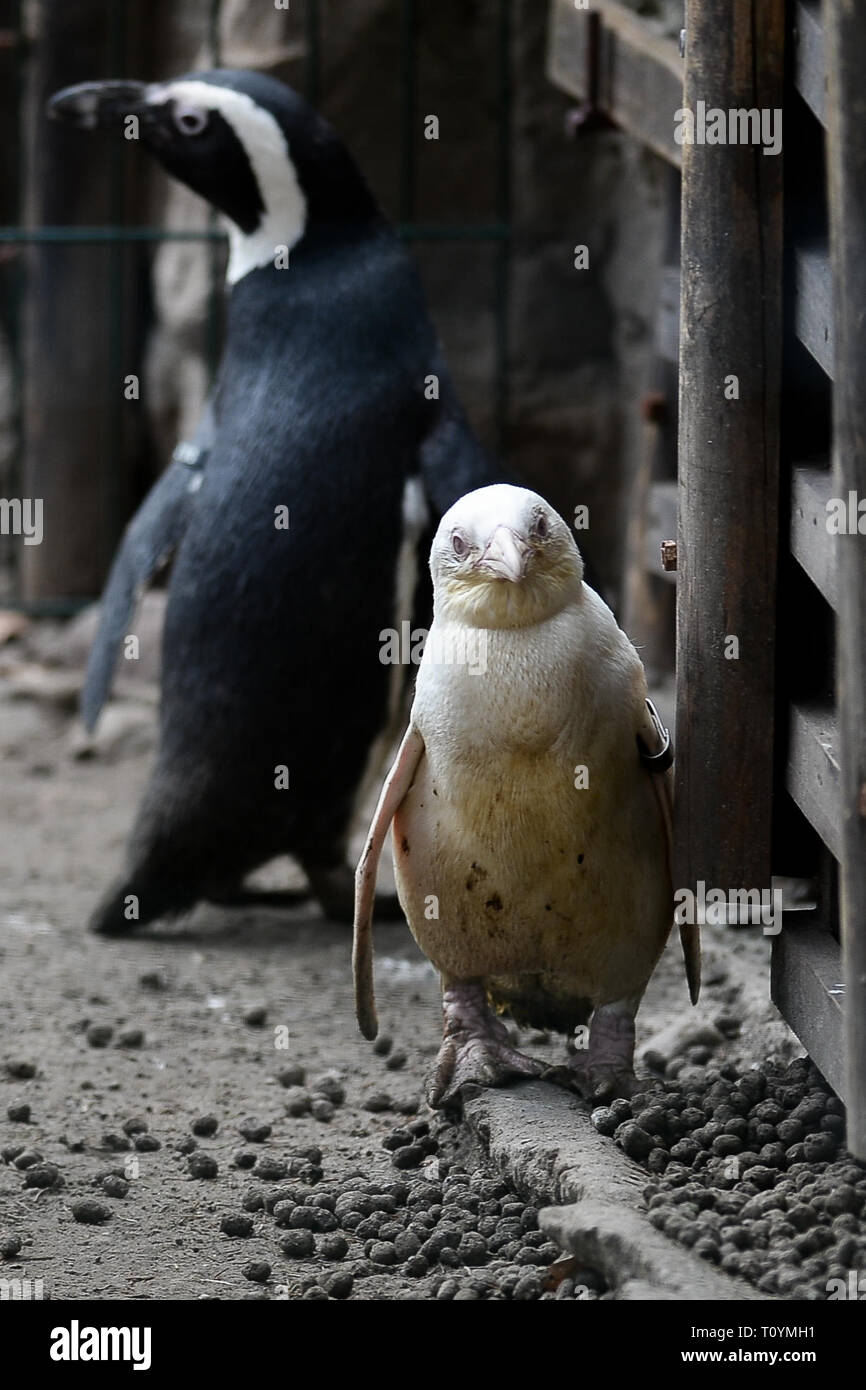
[543,1057,638,1103]
[427,980,544,1108]
[426,1033,543,1109]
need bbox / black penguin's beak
[47,80,149,130]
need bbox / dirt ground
[0,609,800,1301]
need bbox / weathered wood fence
[548,0,866,1158]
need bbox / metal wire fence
[0,0,512,612]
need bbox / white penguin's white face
[430,484,584,629]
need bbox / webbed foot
[545,1004,638,1103]
[428,980,543,1108]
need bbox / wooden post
[825,0,866,1158]
[675,0,784,894]
[18,1,154,605]
[622,163,680,681]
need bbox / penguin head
[48,69,380,284]
[430,484,585,629]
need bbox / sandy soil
[0,614,799,1300]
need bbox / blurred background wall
[0,0,682,625]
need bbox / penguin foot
[547,1005,637,1102]
[427,981,543,1109]
[89,879,144,937]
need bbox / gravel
[191,1115,219,1138]
[588,1054,866,1298]
[71,1199,112,1225]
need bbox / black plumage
[48,69,502,933]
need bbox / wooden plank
[675,0,784,892]
[546,0,684,166]
[771,917,846,1100]
[18,2,154,603]
[622,167,680,676]
[786,702,841,862]
[790,464,837,607]
[792,0,826,126]
[793,242,833,378]
[826,0,866,1158]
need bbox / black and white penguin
[48,69,503,933]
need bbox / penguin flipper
[638,699,701,1005]
[353,725,425,1041]
[81,410,214,732]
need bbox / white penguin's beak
[476,525,530,583]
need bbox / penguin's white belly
[392,742,671,1013]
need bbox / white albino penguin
[354,484,699,1106]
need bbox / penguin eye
[173,103,209,136]
[532,513,549,541]
[451,531,470,559]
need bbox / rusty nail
[661,540,678,572]
[565,11,613,138]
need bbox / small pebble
[102,1133,131,1153]
[134,1134,160,1153]
[86,1024,113,1048]
[5,1061,36,1080]
[320,1234,349,1260]
[283,1087,312,1117]
[253,1156,288,1181]
[243,1006,268,1026]
[238,1119,272,1143]
[323,1270,353,1299]
[139,970,167,990]
[392,1144,425,1170]
[310,1073,345,1105]
[121,1117,148,1136]
[220,1213,254,1238]
[1,1234,23,1258]
[242,1261,271,1283]
[6,1103,31,1124]
[276,1063,306,1088]
[362,1092,393,1113]
[117,1029,145,1049]
[13,1150,43,1170]
[281,1230,315,1258]
[187,1153,219,1179]
[385,1051,407,1071]
[191,1115,219,1138]
[72,1199,112,1225]
[23,1163,62,1190]
[102,1175,129,1198]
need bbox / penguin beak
[47,80,149,130]
[476,526,530,583]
